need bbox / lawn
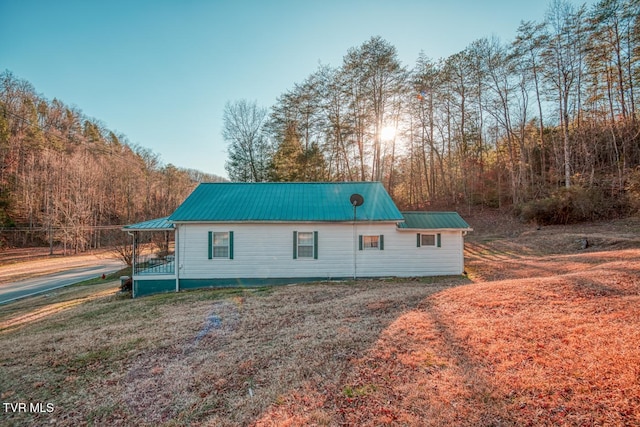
[1,216,639,426]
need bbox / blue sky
[0,0,591,178]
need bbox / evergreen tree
[270,123,304,181]
[302,142,327,181]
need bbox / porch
[122,217,177,297]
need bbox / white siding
[176,222,465,280]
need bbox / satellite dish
[350,193,364,207]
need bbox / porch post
[175,225,179,293]
[131,231,137,298]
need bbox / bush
[626,167,640,213]
[120,277,132,292]
[518,186,628,225]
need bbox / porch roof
[122,216,174,231]
[397,212,472,230]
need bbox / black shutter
[208,231,213,259]
[313,231,318,259]
[293,231,298,259]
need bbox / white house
[123,182,472,297]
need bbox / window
[421,234,436,246]
[213,232,229,257]
[208,231,234,259]
[293,231,318,259]
[297,232,314,258]
[363,235,379,249]
[359,235,384,250]
[417,233,441,248]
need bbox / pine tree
[270,123,304,181]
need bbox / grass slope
[255,217,640,426]
[0,278,458,426]
[1,217,639,426]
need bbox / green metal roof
[398,212,472,230]
[123,216,174,231]
[169,182,404,222]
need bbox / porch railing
[134,254,175,275]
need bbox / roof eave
[396,226,473,232]
[122,216,175,231]
[122,227,175,231]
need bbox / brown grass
[0,291,115,333]
[1,216,639,426]
[338,259,639,426]
[0,278,459,426]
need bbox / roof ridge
[198,181,383,185]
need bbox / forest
[0,72,223,251]
[224,0,640,221]
[2,0,640,253]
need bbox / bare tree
[343,36,407,182]
[223,99,270,182]
[543,0,585,188]
[513,20,549,187]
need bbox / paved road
[0,259,124,305]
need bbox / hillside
[0,216,639,426]
[0,71,225,252]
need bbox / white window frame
[297,231,314,258]
[212,231,230,258]
[417,233,440,248]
